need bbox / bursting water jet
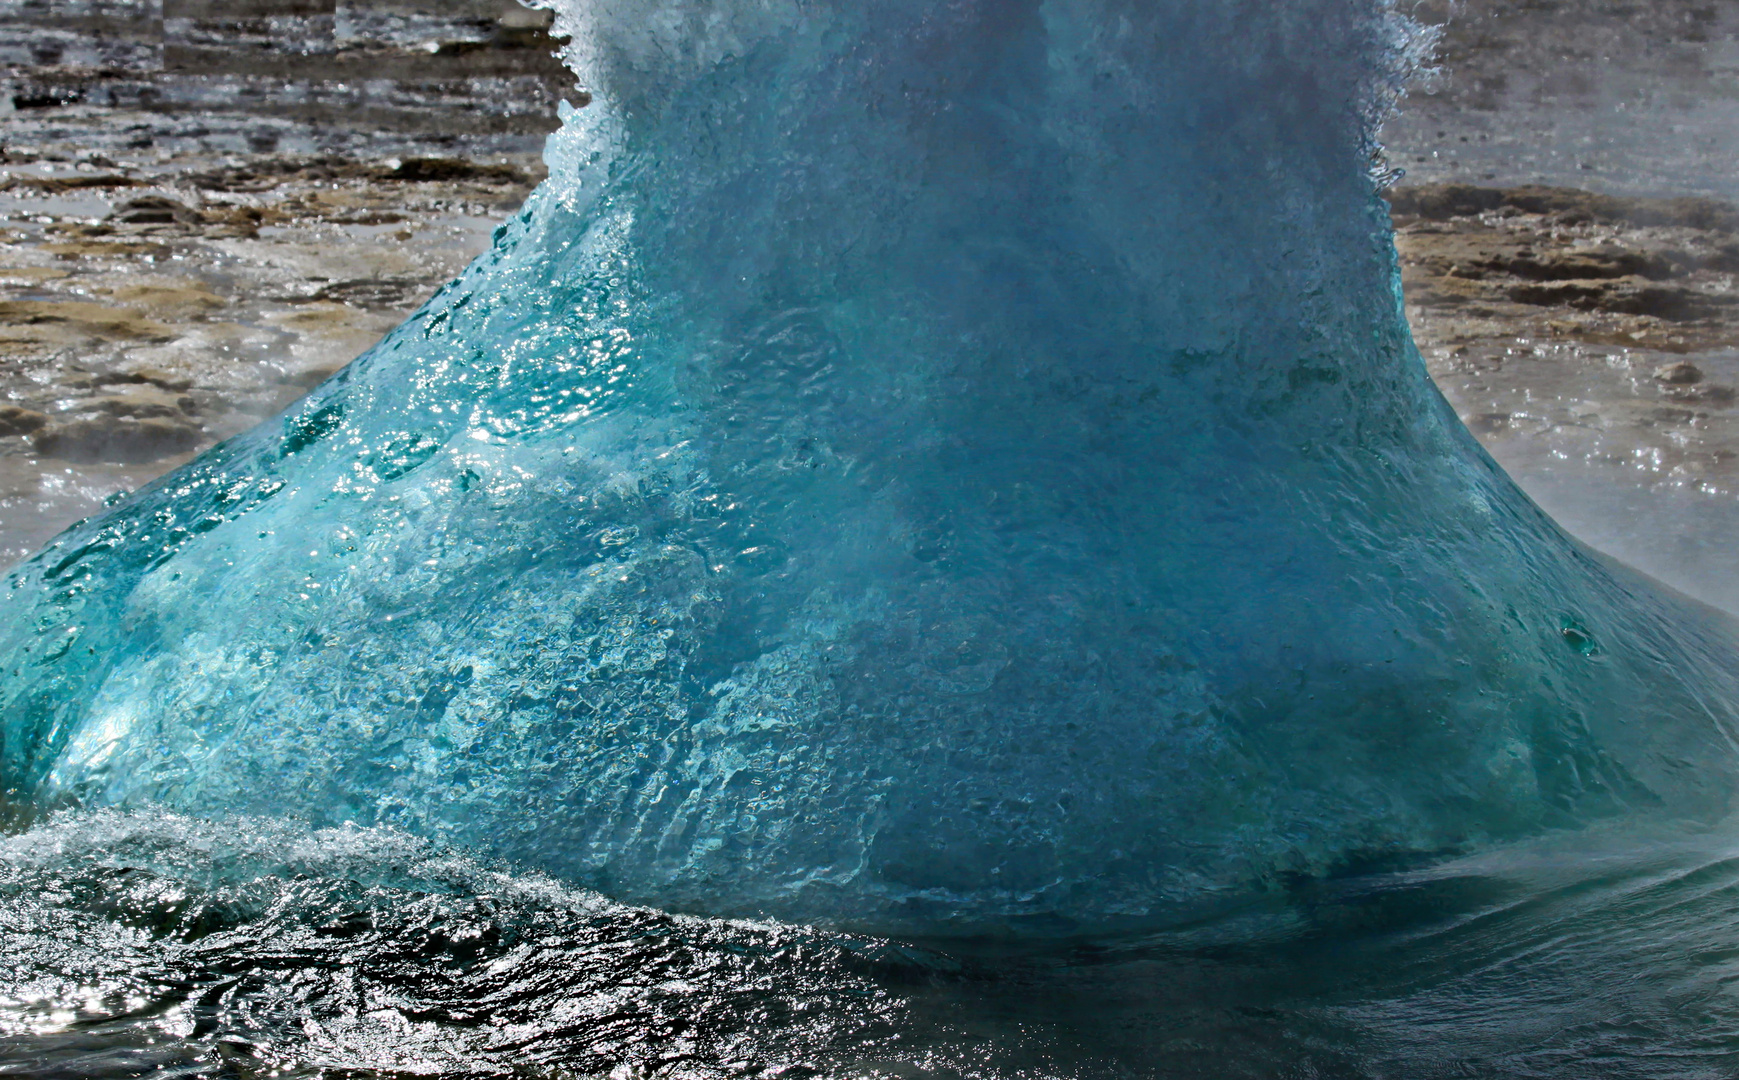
[3,0,1739,934]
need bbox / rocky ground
[1390,180,1739,607]
[0,0,572,562]
[0,154,543,560]
[4,0,1739,607]
[1391,0,1739,200]
[1381,0,1739,609]
[1396,183,1739,480]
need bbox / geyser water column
[2,0,1738,931]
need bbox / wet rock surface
[1370,0,1739,612]
[1388,0,1739,200]
[1394,183,1739,351]
[0,0,572,562]
[1392,181,1739,609]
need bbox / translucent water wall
[4,0,1739,932]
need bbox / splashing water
[12,808,1739,1078]
[5,0,1739,1074]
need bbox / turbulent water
[12,808,1739,1078]
[7,0,1739,1075]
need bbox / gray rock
[85,387,195,420]
[108,196,202,226]
[0,406,48,437]
[33,415,203,463]
[1655,361,1705,385]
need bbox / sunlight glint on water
[5,1,1739,1075]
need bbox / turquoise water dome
[3,0,1738,932]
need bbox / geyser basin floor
[1387,0,1739,202]
[0,158,538,565]
[1393,183,1739,614]
[0,0,571,566]
[1378,0,1739,618]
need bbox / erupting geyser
[4,0,1739,932]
